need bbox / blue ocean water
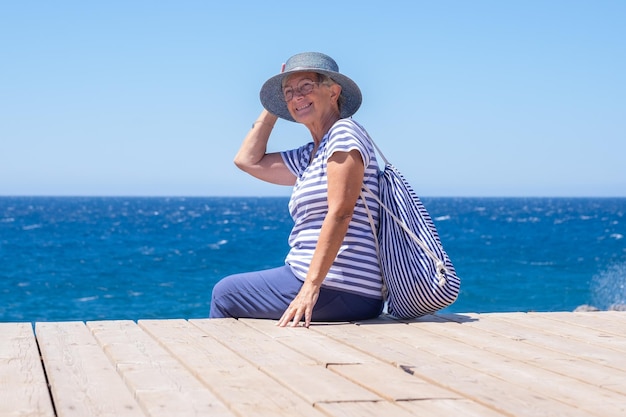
[1,196,625,322]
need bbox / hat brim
[260,69,362,122]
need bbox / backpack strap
[362,131,448,288]
[360,190,388,304]
[362,183,447,287]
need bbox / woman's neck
[307,112,341,144]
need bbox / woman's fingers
[290,309,304,327]
[304,308,312,328]
[277,306,302,327]
[277,286,319,328]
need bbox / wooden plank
[191,319,381,404]
[538,311,626,337]
[192,318,317,367]
[87,320,235,417]
[0,323,55,417]
[4,312,621,417]
[526,312,626,352]
[477,313,626,370]
[240,318,375,365]
[241,318,462,402]
[399,317,626,417]
[315,401,421,417]
[400,398,513,417]
[313,317,594,417]
[139,319,327,417]
[327,362,461,401]
[435,312,626,395]
[262,362,381,404]
[318,399,507,417]
[35,321,145,417]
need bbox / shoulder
[325,119,375,165]
[328,118,372,145]
[330,118,366,134]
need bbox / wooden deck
[2,312,625,417]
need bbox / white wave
[76,296,98,302]
[591,262,626,309]
[208,239,228,249]
[513,217,541,223]
[434,215,451,221]
[140,246,155,255]
[22,224,42,230]
[610,233,623,240]
[529,261,556,266]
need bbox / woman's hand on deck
[277,281,320,328]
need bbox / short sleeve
[326,119,371,167]
[281,142,314,177]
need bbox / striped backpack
[361,136,461,319]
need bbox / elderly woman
[210,52,383,327]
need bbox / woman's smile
[295,101,313,112]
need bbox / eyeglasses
[282,79,321,102]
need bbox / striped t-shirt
[281,118,383,299]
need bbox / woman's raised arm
[233,109,296,186]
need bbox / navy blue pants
[209,265,383,322]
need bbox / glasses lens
[299,81,315,95]
[283,80,316,102]
[283,88,293,102]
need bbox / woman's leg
[209,265,301,319]
[210,265,384,322]
[312,288,384,322]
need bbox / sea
[1,196,625,323]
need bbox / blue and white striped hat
[259,52,362,122]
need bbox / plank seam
[34,329,59,417]
[327,323,521,417]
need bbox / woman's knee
[209,267,300,319]
[209,276,238,318]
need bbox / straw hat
[259,52,362,122]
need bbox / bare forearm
[234,110,278,168]
[305,211,353,288]
[233,110,295,185]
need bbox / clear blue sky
[1,1,624,197]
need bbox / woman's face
[282,72,340,123]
